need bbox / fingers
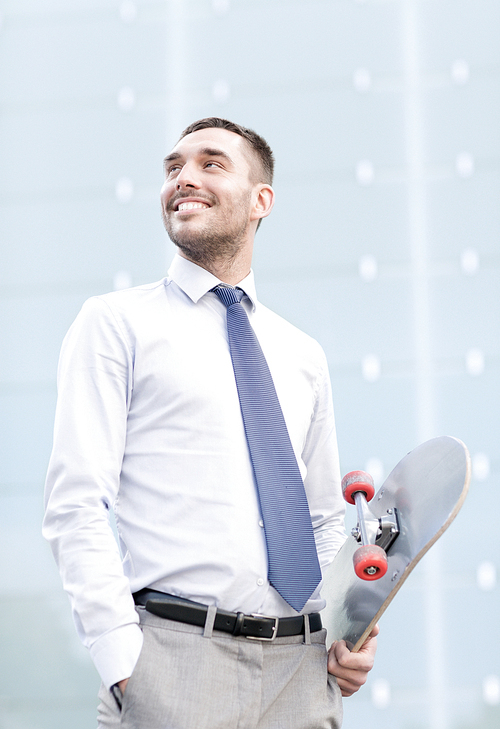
[327,626,379,698]
[327,641,370,696]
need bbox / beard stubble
[162,190,253,270]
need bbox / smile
[176,201,210,212]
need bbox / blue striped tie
[213,285,321,612]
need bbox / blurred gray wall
[0,1,498,727]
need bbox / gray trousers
[97,606,343,729]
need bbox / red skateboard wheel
[353,544,388,581]
[341,470,375,505]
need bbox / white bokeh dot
[359,254,378,282]
[466,348,484,376]
[113,271,132,291]
[451,59,470,85]
[120,1,137,23]
[356,160,374,186]
[117,87,136,112]
[353,68,371,93]
[212,0,231,13]
[477,562,496,592]
[115,177,134,204]
[483,675,500,706]
[362,354,381,382]
[372,678,391,709]
[472,452,490,481]
[456,152,474,178]
[365,457,384,486]
[461,248,479,275]
[212,79,230,103]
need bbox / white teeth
[177,201,209,211]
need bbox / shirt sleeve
[302,353,347,574]
[43,296,143,689]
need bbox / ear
[250,184,275,222]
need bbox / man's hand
[327,624,379,697]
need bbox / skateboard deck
[322,436,470,651]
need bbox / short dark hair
[179,117,274,185]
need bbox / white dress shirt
[43,254,346,689]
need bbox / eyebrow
[163,147,235,170]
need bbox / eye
[205,161,221,169]
[167,164,182,176]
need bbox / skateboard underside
[321,436,470,650]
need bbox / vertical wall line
[401,1,447,727]
[165,0,186,146]
[164,0,187,268]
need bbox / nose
[175,161,201,191]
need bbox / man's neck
[178,250,252,286]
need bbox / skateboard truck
[342,471,400,581]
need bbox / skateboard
[321,436,471,651]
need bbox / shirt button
[258,520,264,528]
[257,578,264,586]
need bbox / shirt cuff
[90,622,144,689]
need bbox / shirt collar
[167,253,258,311]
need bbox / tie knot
[212,285,245,308]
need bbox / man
[43,118,377,728]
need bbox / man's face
[160,128,261,266]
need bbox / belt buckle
[246,613,279,641]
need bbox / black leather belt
[133,589,322,641]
